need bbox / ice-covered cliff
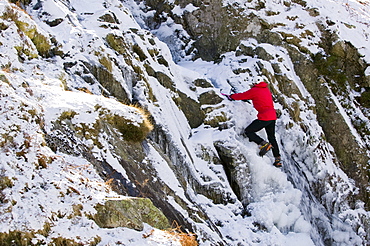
[0,0,369,245]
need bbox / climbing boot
[258,141,272,156]
[273,157,282,168]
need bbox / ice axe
[220,89,250,103]
[220,89,234,101]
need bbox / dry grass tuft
[167,221,198,246]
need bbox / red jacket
[230,82,277,121]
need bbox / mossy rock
[279,32,302,47]
[358,90,370,108]
[203,110,228,128]
[194,79,213,88]
[0,229,101,245]
[132,44,147,62]
[2,6,51,57]
[236,43,254,57]
[102,111,152,142]
[0,230,34,245]
[31,31,51,57]
[155,71,175,90]
[95,105,153,142]
[56,103,152,144]
[175,90,205,128]
[0,74,10,84]
[156,55,169,67]
[292,0,307,7]
[82,61,130,103]
[98,13,119,24]
[106,33,129,55]
[331,41,346,58]
[46,18,63,27]
[198,90,223,105]
[255,46,274,61]
[94,198,170,231]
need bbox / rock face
[214,141,252,207]
[94,198,170,230]
[1,0,370,245]
[290,42,370,208]
[140,0,370,209]
[45,105,196,232]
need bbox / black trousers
[244,119,280,157]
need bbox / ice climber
[224,81,282,167]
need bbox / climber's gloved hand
[226,95,234,101]
[221,92,234,101]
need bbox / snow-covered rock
[0,0,369,245]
